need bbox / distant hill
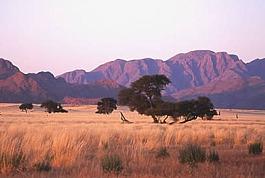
[0,58,122,103]
[58,50,265,109]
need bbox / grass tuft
[156,147,170,159]
[178,144,206,166]
[248,142,263,155]
[101,154,123,174]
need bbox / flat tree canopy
[177,97,217,123]
[118,74,217,124]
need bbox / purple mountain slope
[59,50,252,92]
[1,50,265,108]
[247,58,265,80]
[58,50,265,108]
[0,58,122,103]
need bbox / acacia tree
[19,103,33,113]
[177,97,218,123]
[118,75,171,123]
[41,100,68,113]
[96,97,117,114]
[193,96,216,120]
[145,100,181,123]
[118,74,218,124]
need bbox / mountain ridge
[0,59,123,103]
[59,50,253,91]
[58,50,265,108]
[1,50,265,108]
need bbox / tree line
[19,100,68,113]
[18,75,217,124]
[96,74,218,124]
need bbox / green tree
[41,100,68,113]
[19,103,33,113]
[178,97,217,123]
[193,96,215,119]
[96,98,117,114]
[118,75,171,123]
[146,100,181,123]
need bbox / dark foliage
[195,97,215,120]
[34,161,52,172]
[19,103,33,113]
[33,154,53,172]
[178,97,218,123]
[248,142,263,155]
[40,100,68,113]
[96,98,117,114]
[118,75,171,123]
[207,150,220,162]
[118,75,217,124]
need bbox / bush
[156,147,170,159]
[248,142,263,155]
[34,161,52,172]
[178,144,206,166]
[207,150,219,162]
[101,154,123,174]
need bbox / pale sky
[0,0,265,75]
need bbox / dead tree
[120,112,133,124]
[159,115,169,124]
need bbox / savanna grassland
[0,104,265,178]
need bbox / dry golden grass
[0,104,265,178]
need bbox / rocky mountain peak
[0,58,20,79]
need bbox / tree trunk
[180,115,197,124]
[161,115,169,124]
[120,112,133,123]
[152,115,159,123]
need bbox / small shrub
[156,147,170,159]
[178,144,206,166]
[207,150,219,162]
[101,154,123,174]
[248,142,263,155]
[33,154,53,172]
[34,161,52,172]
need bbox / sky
[0,0,265,75]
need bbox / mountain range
[1,50,265,108]
[0,58,122,104]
